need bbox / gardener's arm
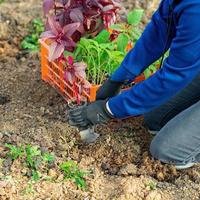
[108,1,200,118]
[96,0,171,100]
[111,0,171,82]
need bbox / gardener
[68,0,200,170]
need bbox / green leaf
[32,170,40,181]
[127,9,144,26]
[144,68,151,79]
[64,51,74,58]
[42,153,55,162]
[109,24,124,32]
[94,30,110,44]
[5,144,24,160]
[116,33,129,53]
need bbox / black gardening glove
[67,99,114,128]
[96,78,123,100]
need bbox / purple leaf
[73,62,87,71]
[102,5,114,12]
[73,62,87,79]
[64,71,73,84]
[40,30,55,39]
[63,22,80,37]
[69,8,84,23]
[48,42,64,61]
[43,0,54,15]
[48,16,62,35]
[68,56,74,65]
[63,38,77,48]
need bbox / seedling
[73,37,124,85]
[0,0,4,4]
[60,160,87,190]
[25,145,42,181]
[110,9,144,46]
[21,181,36,195]
[146,180,157,190]
[42,152,55,163]
[5,143,24,160]
[21,18,44,51]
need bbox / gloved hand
[96,79,123,100]
[67,99,114,128]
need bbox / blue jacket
[108,0,200,118]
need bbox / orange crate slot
[40,39,100,102]
[40,40,145,102]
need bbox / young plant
[42,152,55,163]
[63,56,88,105]
[40,16,80,61]
[21,19,44,51]
[109,9,144,51]
[73,34,124,85]
[146,180,157,190]
[5,143,24,161]
[25,145,42,181]
[41,0,123,61]
[60,160,87,190]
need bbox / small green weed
[4,144,55,182]
[25,145,43,181]
[21,18,44,51]
[5,143,24,160]
[0,0,4,4]
[146,180,157,190]
[21,181,36,195]
[42,152,55,163]
[60,160,87,190]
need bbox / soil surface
[0,0,200,200]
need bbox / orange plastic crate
[40,40,145,102]
[40,39,100,102]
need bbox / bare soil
[0,0,200,199]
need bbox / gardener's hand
[96,79,123,100]
[67,99,114,128]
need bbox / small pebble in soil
[2,158,12,175]
[101,162,110,171]
[40,146,49,153]
[40,107,45,116]
[0,95,10,105]
[118,164,138,176]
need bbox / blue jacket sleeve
[108,1,200,118]
[111,0,171,82]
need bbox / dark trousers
[144,73,200,165]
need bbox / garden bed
[0,0,200,199]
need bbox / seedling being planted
[59,160,87,190]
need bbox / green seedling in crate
[60,160,87,190]
[110,9,144,48]
[73,37,124,85]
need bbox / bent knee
[150,138,172,164]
